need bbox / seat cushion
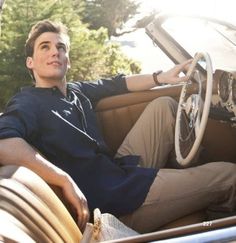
[0,165,82,243]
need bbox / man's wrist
[152,70,163,86]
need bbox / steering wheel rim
[175,52,213,166]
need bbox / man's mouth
[47,61,62,66]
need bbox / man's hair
[25,19,70,57]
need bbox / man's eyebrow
[37,41,68,49]
[57,42,67,47]
[57,42,69,51]
[38,41,50,47]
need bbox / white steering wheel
[175,52,213,166]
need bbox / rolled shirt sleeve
[0,92,39,142]
[70,74,129,105]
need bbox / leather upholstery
[0,166,82,243]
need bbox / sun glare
[139,0,235,23]
[116,0,236,73]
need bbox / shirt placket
[71,91,88,132]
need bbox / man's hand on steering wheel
[157,59,193,85]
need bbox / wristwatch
[152,70,163,86]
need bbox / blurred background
[0,0,235,110]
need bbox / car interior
[1,11,236,243]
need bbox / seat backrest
[95,87,181,154]
[96,88,236,163]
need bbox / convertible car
[1,8,236,243]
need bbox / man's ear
[26,57,33,69]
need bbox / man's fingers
[76,201,90,232]
[181,59,193,67]
[61,179,90,232]
[77,210,89,232]
[176,75,190,83]
[171,59,193,83]
[176,59,193,72]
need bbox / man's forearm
[0,137,67,187]
[125,74,156,92]
[125,60,192,92]
[0,137,90,229]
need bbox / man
[0,20,236,233]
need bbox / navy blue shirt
[0,75,157,216]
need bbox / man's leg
[116,96,236,233]
[119,161,236,233]
[116,96,177,168]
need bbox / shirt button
[52,87,57,92]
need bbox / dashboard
[211,69,236,122]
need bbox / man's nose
[51,46,59,56]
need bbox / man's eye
[58,45,66,51]
[41,45,49,50]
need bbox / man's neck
[35,78,67,96]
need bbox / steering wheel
[175,52,213,166]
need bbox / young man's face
[26,32,70,84]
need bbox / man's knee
[147,96,178,118]
[152,96,177,107]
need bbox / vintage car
[1,5,236,243]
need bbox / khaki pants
[117,97,236,233]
